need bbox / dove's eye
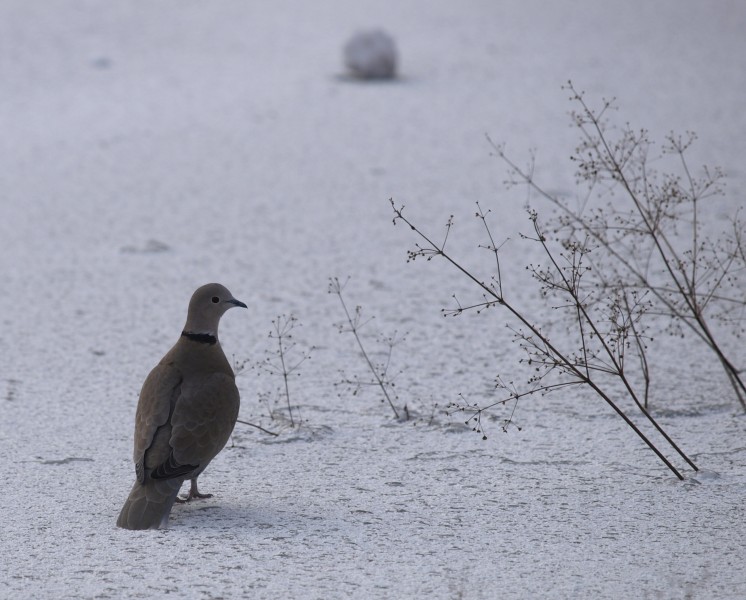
[211,296,220,303]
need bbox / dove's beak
[227,298,248,309]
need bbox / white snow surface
[2,1,746,598]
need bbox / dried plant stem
[236,419,280,437]
[392,200,697,479]
[276,324,294,426]
[532,218,696,472]
[329,277,401,420]
[255,314,313,429]
[488,83,746,410]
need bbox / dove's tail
[116,479,183,530]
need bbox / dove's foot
[175,479,213,503]
[175,491,213,503]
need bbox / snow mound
[343,29,398,79]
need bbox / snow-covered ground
[2,1,745,598]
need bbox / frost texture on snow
[344,29,398,79]
[2,1,746,599]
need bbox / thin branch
[330,277,402,419]
[236,419,280,437]
[392,199,696,479]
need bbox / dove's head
[183,283,247,338]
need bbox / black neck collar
[181,331,217,345]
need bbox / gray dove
[117,283,247,530]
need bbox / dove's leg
[176,477,213,503]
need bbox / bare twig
[490,82,745,409]
[236,419,280,437]
[329,277,403,420]
[255,314,314,428]
[392,199,697,479]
